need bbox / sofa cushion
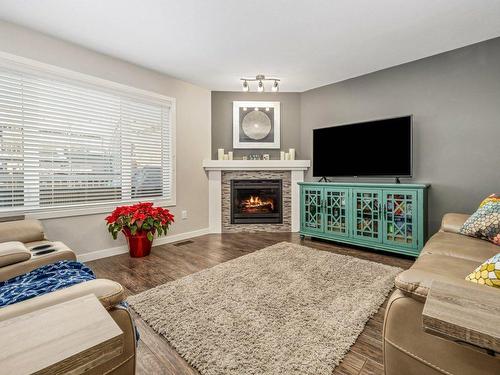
[420,231,498,262]
[0,219,45,243]
[440,213,470,234]
[395,254,481,300]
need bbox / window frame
[0,52,176,219]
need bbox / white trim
[77,244,129,263]
[77,227,210,262]
[170,103,177,206]
[233,101,280,149]
[25,198,176,220]
[290,170,304,232]
[208,170,222,233]
[202,159,310,171]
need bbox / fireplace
[231,179,283,224]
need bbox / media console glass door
[352,189,383,243]
[301,186,323,233]
[324,188,349,237]
[382,190,417,249]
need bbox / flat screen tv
[313,115,412,177]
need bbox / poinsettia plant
[105,202,174,242]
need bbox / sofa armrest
[0,279,125,321]
[0,242,31,267]
[0,242,76,282]
[440,213,470,234]
[0,219,46,243]
[394,254,480,302]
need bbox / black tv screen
[313,116,412,177]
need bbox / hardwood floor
[88,232,414,375]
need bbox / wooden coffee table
[0,294,124,374]
[422,280,500,355]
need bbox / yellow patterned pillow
[465,253,500,288]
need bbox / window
[0,54,175,216]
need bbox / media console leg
[300,235,305,240]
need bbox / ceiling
[1,0,500,92]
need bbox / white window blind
[0,59,174,214]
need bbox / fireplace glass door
[231,179,282,224]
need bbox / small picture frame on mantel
[233,101,280,149]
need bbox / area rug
[127,242,402,375]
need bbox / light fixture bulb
[272,80,279,92]
[257,80,264,92]
[242,80,249,92]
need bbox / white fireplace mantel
[202,159,310,171]
[203,159,311,233]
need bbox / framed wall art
[233,101,280,149]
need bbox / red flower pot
[122,229,154,258]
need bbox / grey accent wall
[300,37,500,234]
[211,91,301,159]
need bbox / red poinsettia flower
[105,202,174,242]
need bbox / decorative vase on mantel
[105,202,174,258]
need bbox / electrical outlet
[181,210,188,220]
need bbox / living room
[0,1,499,374]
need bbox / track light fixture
[240,74,280,92]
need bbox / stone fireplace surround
[223,171,290,232]
[203,160,311,233]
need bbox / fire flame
[242,195,274,210]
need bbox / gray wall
[211,91,301,159]
[300,37,500,234]
[0,21,212,256]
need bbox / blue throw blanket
[0,260,140,344]
[0,260,95,307]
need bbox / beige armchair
[0,219,136,375]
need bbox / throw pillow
[465,253,500,287]
[460,195,500,245]
[479,193,500,207]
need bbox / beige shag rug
[127,242,401,375]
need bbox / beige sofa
[383,213,500,375]
[0,219,136,375]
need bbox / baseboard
[77,227,210,262]
[153,227,210,246]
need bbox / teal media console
[299,182,429,257]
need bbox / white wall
[0,21,211,256]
